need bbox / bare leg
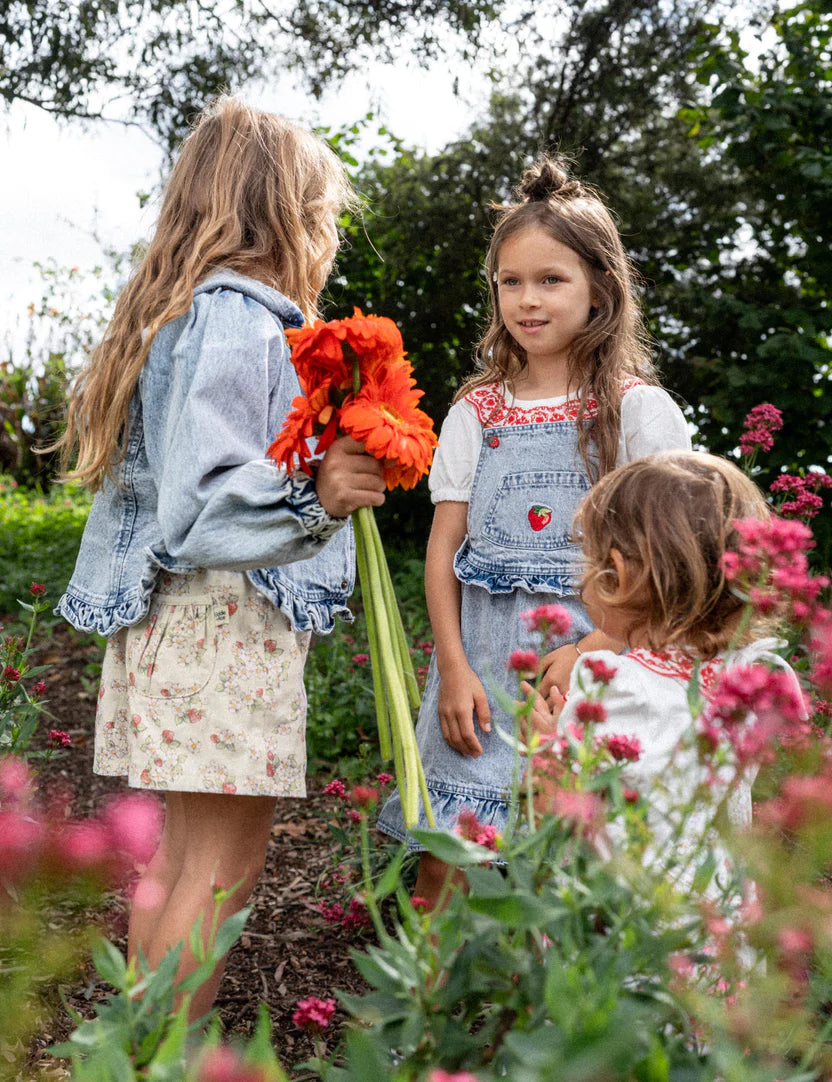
[127,791,276,1020]
[413,853,467,912]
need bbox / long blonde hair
[60,95,356,489]
[460,156,655,481]
[576,452,773,657]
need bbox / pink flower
[777,926,814,958]
[347,808,361,823]
[575,700,608,725]
[0,809,45,885]
[520,604,573,641]
[550,787,605,832]
[738,403,783,455]
[455,809,501,852]
[58,820,112,874]
[507,650,540,675]
[318,901,345,925]
[350,785,380,809]
[29,582,46,596]
[0,756,34,803]
[351,653,370,666]
[376,772,393,786]
[47,729,71,748]
[101,793,163,867]
[292,996,336,1032]
[604,733,642,762]
[3,666,21,683]
[342,897,372,931]
[322,779,349,800]
[701,664,808,765]
[411,895,431,912]
[623,787,640,803]
[583,657,618,684]
[428,1072,484,1082]
[31,680,47,696]
[195,1045,269,1082]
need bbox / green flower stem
[367,509,421,710]
[355,506,432,828]
[354,514,392,760]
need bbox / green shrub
[0,478,90,616]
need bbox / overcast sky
[0,62,475,344]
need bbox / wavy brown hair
[459,156,656,481]
[575,451,773,657]
[58,95,356,489]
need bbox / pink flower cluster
[195,1046,271,1082]
[583,657,618,685]
[700,664,809,765]
[603,733,642,762]
[520,603,573,642]
[738,403,783,455]
[455,809,500,852]
[292,995,336,1033]
[428,1071,484,1082]
[770,471,832,520]
[0,757,162,889]
[507,650,539,675]
[318,896,372,932]
[723,516,829,625]
[810,617,832,697]
[575,701,608,725]
[758,766,832,833]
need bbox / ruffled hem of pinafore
[376,777,511,862]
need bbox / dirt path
[24,621,374,1073]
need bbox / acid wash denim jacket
[56,270,355,637]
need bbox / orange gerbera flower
[339,367,438,491]
[341,308,410,381]
[266,381,339,475]
[285,320,352,394]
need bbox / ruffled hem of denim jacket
[376,778,510,863]
[453,556,575,596]
[54,558,162,638]
[246,569,352,636]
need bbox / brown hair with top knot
[459,154,656,482]
[575,451,773,657]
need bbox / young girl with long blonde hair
[56,95,385,1017]
[378,156,691,907]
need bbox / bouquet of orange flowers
[268,310,437,827]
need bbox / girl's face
[497,227,596,376]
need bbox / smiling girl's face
[496,226,596,395]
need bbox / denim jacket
[453,416,592,596]
[56,270,355,637]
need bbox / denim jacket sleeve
[139,287,344,571]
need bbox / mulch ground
[20,620,382,1077]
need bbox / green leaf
[90,936,129,990]
[409,827,500,866]
[692,851,717,893]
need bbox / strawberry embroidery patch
[528,505,553,531]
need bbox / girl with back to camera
[55,96,386,1018]
[378,155,690,908]
[525,451,805,881]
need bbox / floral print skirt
[94,569,311,796]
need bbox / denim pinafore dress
[377,386,597,847]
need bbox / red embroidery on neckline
[628,647,723,690]
[465,379,646,427]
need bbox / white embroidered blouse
[429,381,691,503]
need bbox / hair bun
[517,157,582,202]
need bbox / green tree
[1,0,502,149]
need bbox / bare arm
[538,628,625,704]
[426,501,491,758]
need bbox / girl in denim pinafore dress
[377,156,691,907]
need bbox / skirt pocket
[127,596,220,701]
